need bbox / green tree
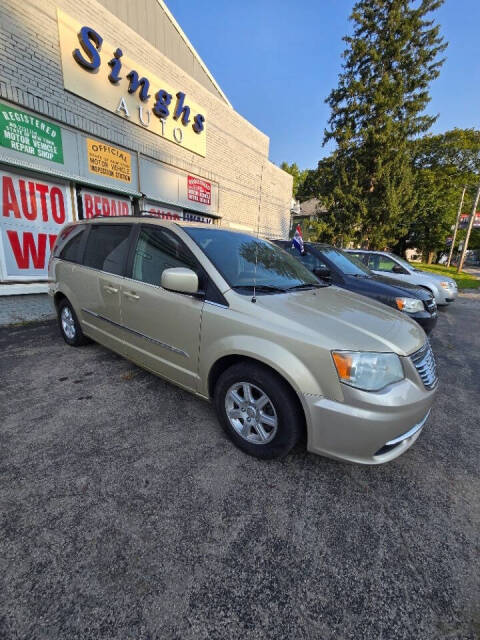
[400,129,480,259]
[295,217,338,245]
[280,162,308,199]
[406,166,458,261]
[456,228,480,251]
[412,128,480,174]
[323,0,447,248]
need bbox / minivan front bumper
[303,375,436,464]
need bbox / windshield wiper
[352,273,371,278]
[287,282,329,290]
[231,284,288,293]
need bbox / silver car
[346,250,458,306]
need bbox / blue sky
[167,0,480,170]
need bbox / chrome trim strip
[385,410,431,446]
[82,308,188,358]
[204,300,229,309]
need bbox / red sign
[81,188,132,219]
[144,201,182,220]
[459,212,480,228]
[0,170,72,280]
[187,175,211,206]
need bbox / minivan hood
[248,286,425,356]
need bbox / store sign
[0,104,63,164]
[183,211,213,224]
[57,10,207,157]
[459,212,480,228]
[0,170,72,280]
[143,200,213,224]
[144,202,182,220]
[81,188,132,219]
[86,139,132,183]
[187,175,211,206]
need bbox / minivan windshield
[184,228,322,292]
[312,245,372,276]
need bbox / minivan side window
[131,226,197,287]
[56,225,86,263]
[83,224,132,275]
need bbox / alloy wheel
[61,306,76,340]
[225,382,278,445]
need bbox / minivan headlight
[332,351,404,391]
[395,297,424,313]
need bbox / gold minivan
[49,218,437,464]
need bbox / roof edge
[156,0,233,109]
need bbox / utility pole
[457,181,480,273]
[447,186,466,268]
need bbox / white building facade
[0,0,292,294]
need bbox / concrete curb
[0,294,56,327]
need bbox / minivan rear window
[83,224,131,275]
[55,225,85,262]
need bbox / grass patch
[415,263,480,290]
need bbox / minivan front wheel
[214,362,303,459]
[57,299,89,347]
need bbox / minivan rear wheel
[57,299,90,347]
[214,362,303,459]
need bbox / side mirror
[314,266,331,280]
[161,267,199,294]
[392,264,406,274]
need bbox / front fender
[200,334,338,401]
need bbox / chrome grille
[410,342,438,390]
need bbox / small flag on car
[292,224,305,254]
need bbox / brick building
[0,0,292,294]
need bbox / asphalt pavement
[0,294,479,640]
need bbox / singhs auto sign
[0,170,73,280]
[57,10,207,157]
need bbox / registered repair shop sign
[0,104,64,164]
[86,138,132,183]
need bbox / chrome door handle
[124,291,140,300]
[104,285,119,294]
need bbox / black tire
[57,298,90,347]
[214,362,304,459]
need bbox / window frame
[56,224,87,264]
[126,224,228,305]
[387,254,412,274]
[371,253,398,273]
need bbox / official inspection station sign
[0,104,64,164]
[86,138,132,183]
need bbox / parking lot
[1,294,479,640]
